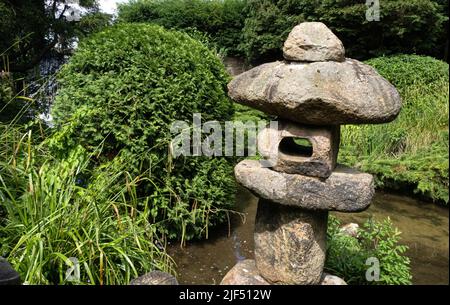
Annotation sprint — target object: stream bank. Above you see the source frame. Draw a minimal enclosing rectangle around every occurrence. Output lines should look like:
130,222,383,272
168,187,449,285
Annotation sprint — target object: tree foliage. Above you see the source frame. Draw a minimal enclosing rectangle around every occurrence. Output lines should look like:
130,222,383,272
0,0,111,73
117,0,448,63
117,0,247,56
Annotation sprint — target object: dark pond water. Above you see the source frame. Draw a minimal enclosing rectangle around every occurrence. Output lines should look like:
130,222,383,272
167,186,449,285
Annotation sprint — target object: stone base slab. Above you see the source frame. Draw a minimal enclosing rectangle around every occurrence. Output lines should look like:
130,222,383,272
235,160,374,212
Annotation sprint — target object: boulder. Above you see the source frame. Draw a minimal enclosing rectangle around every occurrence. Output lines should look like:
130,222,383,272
254,199,327,284
283,22,345,62
234,160,374,212
220,259,270,285
228,59,402,125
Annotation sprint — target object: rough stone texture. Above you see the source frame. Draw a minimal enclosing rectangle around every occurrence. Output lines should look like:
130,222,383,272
0,257,21,285
320,273,347,285
254,199,327,284
220,259,270,285
228,59,402,125
283,22,345,62
129,271,178,285
340,223,359,238
235,160,374,212
258,120,340,178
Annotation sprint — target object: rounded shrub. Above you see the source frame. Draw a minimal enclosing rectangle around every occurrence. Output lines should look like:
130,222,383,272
51,23,235,241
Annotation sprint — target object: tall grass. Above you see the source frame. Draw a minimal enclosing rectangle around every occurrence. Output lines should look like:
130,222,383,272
0,124,174,284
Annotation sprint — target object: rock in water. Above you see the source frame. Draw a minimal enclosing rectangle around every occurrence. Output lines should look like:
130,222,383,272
340,223,359,238
221,259,270,285
235,160,374,212
254,199,327,284
129,271,178,285
320,273,347,285
0,257,21,285
228,59,401,125
283,22,345,62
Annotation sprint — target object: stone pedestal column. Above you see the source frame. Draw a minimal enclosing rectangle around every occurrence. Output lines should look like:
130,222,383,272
254,199,328,284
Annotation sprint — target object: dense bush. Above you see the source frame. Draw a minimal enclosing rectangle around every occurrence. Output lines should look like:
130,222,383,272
340,55,449,203
51,23,236,241
240,0,448,63
326,216,412,285
118,0,247,56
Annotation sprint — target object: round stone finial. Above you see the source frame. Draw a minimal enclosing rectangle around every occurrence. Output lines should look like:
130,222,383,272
283,22,345,62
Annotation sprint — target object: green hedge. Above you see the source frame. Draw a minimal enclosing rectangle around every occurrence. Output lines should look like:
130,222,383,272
340,55,449,203
240,0,448,63
51,23,236,241
118,0,247,56
118,0,448,63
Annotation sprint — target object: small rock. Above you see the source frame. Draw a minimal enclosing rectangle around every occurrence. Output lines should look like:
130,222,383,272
320,273,347,285
235,160,374,212
340,223,359,238
221,259,270,285
254,199,328,284
129,271,178,285
283,22,345,62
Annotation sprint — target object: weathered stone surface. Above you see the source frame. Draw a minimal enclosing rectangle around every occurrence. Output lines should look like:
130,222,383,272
220,259,270,285
283,22,345,62
320,273,347,285
254,199,327,284
0,257,21,285
258,120,340,178
228,59,402,125
129,271,178,285
234,160,374,212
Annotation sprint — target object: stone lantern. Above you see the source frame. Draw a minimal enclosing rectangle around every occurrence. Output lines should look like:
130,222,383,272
221,22,401,285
